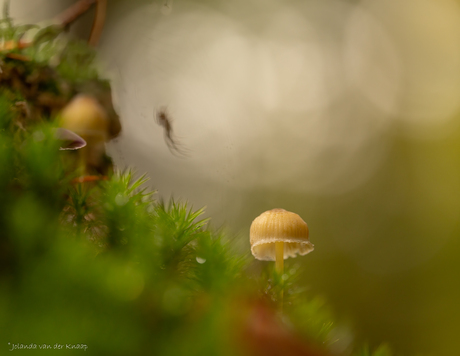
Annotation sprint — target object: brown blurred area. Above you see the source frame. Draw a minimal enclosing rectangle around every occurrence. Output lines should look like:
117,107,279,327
11,0,460,355
238,301,330,356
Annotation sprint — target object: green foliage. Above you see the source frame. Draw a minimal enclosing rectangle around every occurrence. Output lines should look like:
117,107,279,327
0,1,99,87
0,98,391,355
195,230,247,288
55,39,99,83
0,0,37,42
258,263,337,345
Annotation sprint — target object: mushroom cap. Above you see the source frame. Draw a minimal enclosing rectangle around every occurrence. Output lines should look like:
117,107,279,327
250,208,314,261
55,128,87,150
59,94,109,142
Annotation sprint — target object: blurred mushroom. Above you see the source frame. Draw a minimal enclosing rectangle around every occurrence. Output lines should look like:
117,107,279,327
59,94,109,174
76,80,121,140
250,209,313,275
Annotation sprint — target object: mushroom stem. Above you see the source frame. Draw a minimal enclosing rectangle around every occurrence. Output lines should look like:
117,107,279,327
78,148,87,176
275,241,284,275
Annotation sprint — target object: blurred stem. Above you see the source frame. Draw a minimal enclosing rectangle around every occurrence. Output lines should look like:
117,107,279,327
57,0,97,28
89,0,107,47
275,241,284,274
55,0,107,47
77,148,88,177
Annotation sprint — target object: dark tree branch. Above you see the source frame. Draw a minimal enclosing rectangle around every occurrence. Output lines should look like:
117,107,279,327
56,0,97,28
55,0,107,46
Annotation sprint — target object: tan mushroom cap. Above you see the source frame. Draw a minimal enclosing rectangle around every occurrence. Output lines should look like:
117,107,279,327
250,208,314,261
59,94,109,142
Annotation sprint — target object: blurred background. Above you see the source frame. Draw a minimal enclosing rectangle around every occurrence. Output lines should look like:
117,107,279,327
11,0,460,355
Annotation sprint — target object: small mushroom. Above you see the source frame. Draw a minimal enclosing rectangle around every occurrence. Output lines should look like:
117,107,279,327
59,94,109,174
59,94,109,144
250,209,314,275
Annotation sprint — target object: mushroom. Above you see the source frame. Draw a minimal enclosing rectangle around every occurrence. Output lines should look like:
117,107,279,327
250,209,314,275
59,94,109,174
